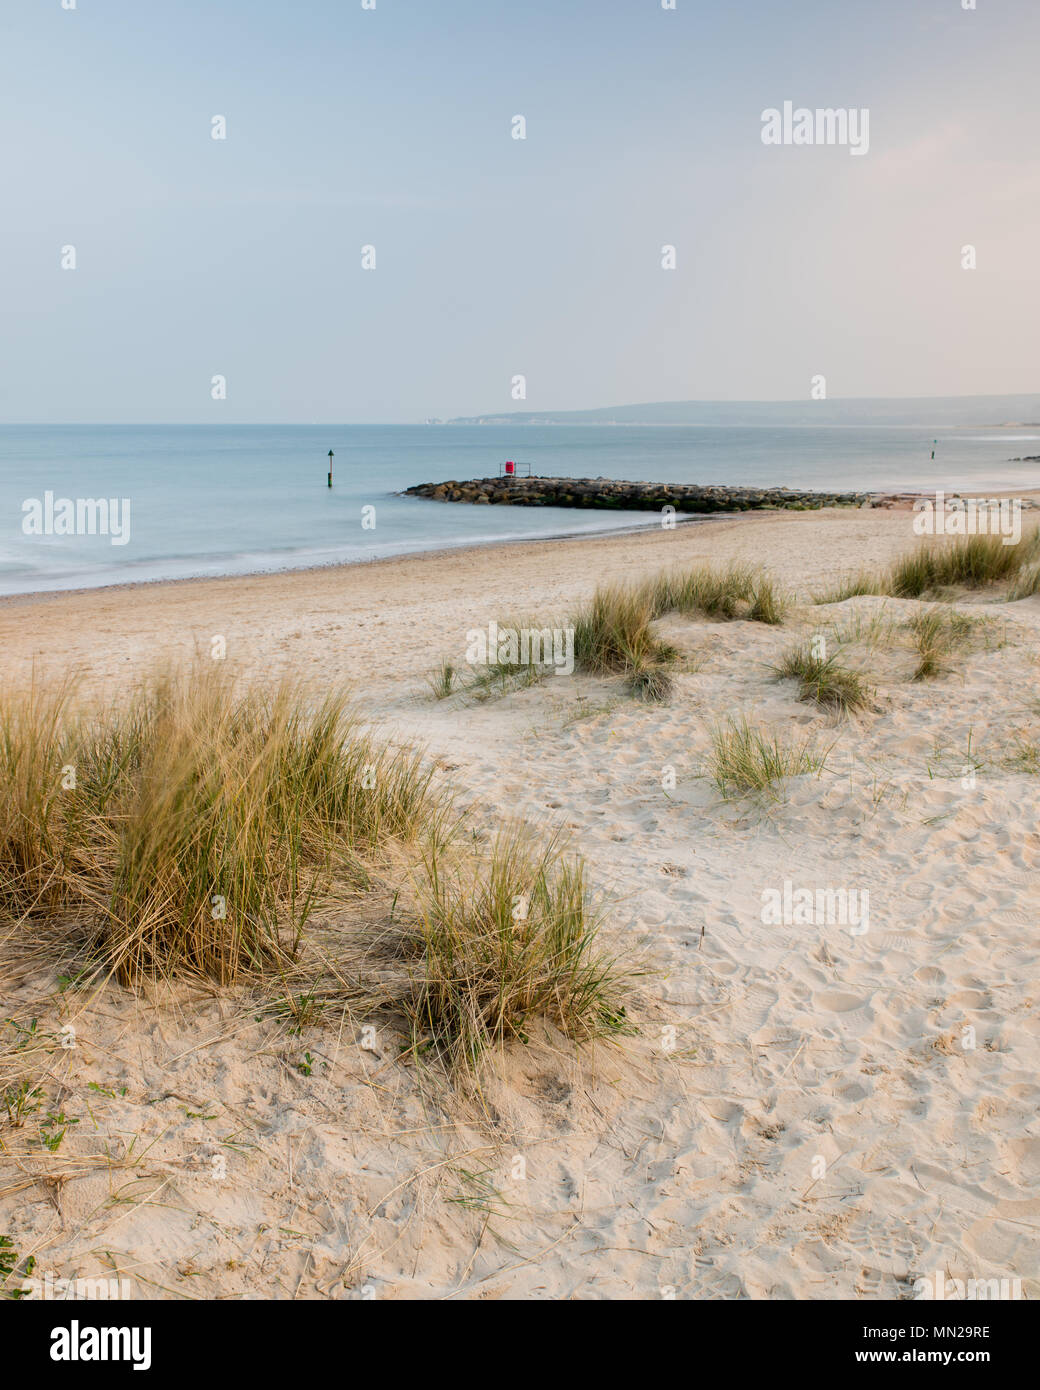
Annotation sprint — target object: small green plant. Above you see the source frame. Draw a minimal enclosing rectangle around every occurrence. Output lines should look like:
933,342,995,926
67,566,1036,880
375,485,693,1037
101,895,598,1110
87,1082,128,1098
2,1080,43,1128
57,967,93,993
1004,735,1040,773
5,1018,40,1052
269,991,325,1033
0,1236,19,1284
297,1053,314,1076
426,661,458,699
41,1111,79,1152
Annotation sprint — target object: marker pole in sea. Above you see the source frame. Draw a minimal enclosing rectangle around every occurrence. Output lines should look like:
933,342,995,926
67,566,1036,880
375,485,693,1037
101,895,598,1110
931,439,936,460
328,449,334,487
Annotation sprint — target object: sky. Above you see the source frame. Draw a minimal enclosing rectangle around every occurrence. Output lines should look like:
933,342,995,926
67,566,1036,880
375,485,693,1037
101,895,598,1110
0,0,1037,423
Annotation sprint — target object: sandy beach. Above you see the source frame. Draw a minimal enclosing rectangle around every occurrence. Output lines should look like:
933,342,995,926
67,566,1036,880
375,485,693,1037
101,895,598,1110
2,505,1039,1301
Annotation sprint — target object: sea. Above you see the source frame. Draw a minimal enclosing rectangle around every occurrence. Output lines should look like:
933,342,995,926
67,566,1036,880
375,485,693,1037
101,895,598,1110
2,422,1039,596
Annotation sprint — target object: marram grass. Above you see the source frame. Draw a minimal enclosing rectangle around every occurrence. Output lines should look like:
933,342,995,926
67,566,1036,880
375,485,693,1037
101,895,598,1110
1007,563,1040,602
643,564,787,625
773,643,876,715
906,607,977,681
707,716,831,797
572,585,670,674
812,571,884,605
813,530,1040,605
888,530,1040,597
405,827,627,1070
0,668,626,1073
571,563,788,677
431,563,788,704
0,670,440,984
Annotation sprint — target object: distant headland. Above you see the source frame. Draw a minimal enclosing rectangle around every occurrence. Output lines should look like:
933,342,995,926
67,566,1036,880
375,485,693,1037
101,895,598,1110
442,394,1040,430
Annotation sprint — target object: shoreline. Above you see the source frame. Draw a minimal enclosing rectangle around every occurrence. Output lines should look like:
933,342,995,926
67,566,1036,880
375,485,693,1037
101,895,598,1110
0,509,734,607
5,486,1039,608
0,504,930,699
2,495,1035,620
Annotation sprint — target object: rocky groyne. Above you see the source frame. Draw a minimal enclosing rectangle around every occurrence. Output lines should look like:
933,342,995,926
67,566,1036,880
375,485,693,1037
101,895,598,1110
402,476,874,512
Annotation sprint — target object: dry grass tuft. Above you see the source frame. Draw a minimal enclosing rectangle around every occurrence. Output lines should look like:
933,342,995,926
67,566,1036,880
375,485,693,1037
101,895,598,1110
404,827,628,1070
815,532,1040,605
707,716,831,797
812,571,884,605
644,563,787,625
0,669,628,1077
0,669,441,984
572,585,671,674
1007,563,1040,602
888,530,1040,599
627,665,673,703
773,643,876,715
906,608,978,681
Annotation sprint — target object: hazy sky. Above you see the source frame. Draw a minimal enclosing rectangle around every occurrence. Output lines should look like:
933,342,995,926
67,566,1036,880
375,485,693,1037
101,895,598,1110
1,0,1037,422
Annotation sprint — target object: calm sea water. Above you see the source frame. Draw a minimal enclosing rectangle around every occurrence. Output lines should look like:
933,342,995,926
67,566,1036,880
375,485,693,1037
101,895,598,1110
2,423,1039,596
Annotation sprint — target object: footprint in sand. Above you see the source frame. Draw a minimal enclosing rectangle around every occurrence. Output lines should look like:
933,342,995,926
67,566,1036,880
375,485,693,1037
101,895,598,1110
814,989,870,1014
1002,1135,1040,1181
902,881,937,901
990,907,1034,927
849,1219,920,1276
947,987,994,1011
854,1267,888,1297
914,966,945,987
730,980,779,1034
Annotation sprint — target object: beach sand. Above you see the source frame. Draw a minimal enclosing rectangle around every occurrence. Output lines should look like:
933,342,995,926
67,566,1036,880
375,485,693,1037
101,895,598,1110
2,505,1039,1300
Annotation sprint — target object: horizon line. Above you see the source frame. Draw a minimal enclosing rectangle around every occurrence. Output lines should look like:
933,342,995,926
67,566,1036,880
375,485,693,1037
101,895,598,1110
3,389,1040,430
